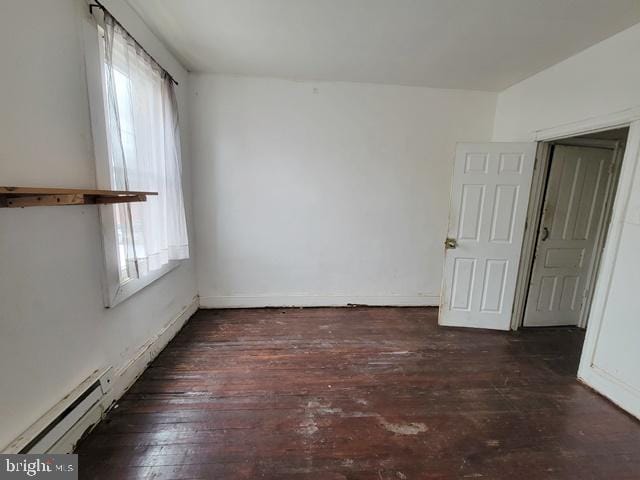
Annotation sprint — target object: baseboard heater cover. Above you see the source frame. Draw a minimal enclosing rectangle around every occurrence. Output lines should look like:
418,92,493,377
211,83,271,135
3,369,112,454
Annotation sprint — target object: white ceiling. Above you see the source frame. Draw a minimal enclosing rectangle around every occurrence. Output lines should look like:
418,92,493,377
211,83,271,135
127,0,640,91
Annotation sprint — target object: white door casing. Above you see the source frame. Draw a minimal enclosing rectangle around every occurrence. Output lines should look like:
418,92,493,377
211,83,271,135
524,114,640,419
440,143,537,330
524,145,616,327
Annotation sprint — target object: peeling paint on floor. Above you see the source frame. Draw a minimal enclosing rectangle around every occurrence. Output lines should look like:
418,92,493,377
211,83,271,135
377,418,428,435
300,397,428,437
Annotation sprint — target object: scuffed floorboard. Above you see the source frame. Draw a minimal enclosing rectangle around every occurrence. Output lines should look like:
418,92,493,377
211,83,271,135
76,307,640,479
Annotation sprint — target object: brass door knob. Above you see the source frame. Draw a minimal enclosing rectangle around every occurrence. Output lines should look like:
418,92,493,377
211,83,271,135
445,238,457,249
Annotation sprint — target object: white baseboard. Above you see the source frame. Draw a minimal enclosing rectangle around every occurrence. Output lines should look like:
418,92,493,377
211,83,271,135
111,295,199,400
579,365,640,420
71,296,199,452
4,296,200,454
2,369,112,454
49,398,105,454
199,294,439,308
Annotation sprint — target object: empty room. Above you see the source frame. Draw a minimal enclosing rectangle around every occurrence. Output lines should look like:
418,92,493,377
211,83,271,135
2,0,640,478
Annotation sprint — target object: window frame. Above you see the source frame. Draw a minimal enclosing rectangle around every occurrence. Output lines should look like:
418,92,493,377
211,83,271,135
83,10,180,308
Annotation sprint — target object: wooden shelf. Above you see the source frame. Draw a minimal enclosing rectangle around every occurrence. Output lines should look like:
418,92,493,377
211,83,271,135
0,186,157,208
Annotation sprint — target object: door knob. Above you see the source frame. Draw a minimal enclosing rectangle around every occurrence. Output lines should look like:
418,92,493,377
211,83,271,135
541,227,549,242
445,237,458,249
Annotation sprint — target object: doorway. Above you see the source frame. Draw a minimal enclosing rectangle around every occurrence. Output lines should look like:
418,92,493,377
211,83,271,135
439,123,640,417
519,128,628,329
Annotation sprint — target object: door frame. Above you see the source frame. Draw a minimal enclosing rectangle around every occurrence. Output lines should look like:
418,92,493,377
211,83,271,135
512,137,625,330
507,110,640,417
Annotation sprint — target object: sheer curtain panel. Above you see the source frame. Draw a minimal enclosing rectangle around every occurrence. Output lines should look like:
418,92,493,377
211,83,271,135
102,12,189,283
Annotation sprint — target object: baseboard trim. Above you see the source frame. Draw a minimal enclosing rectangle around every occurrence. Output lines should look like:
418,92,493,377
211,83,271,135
111,296,199,400
21,296,200,454
199,294,439,308
578,365,640,420
2,369,111,454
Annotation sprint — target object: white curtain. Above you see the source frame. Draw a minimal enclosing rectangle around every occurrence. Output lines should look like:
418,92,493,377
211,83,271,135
102,13,188,281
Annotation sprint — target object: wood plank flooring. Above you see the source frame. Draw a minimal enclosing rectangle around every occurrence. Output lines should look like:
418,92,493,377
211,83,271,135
76,307,640,479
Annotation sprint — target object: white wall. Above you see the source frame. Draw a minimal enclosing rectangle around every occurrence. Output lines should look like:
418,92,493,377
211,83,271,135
493,22,640,416
493,22,640,141
191,74,496,307
0,0,197,449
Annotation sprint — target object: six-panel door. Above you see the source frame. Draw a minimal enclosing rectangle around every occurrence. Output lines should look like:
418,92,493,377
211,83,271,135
440,143,537,330
524,145,615,326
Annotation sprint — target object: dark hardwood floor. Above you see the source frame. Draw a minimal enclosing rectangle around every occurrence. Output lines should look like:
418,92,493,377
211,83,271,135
77,307,640,479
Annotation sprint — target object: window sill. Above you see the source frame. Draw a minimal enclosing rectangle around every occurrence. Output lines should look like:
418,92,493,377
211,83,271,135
106,260,182,308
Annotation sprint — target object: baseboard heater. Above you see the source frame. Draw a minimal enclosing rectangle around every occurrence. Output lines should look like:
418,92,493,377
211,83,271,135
3,369,112,454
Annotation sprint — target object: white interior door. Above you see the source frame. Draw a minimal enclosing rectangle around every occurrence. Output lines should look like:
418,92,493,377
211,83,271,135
439,143,537,330
524,145,616,327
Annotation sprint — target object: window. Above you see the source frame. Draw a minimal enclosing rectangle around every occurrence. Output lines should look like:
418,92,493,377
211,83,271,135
85,11,189,307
